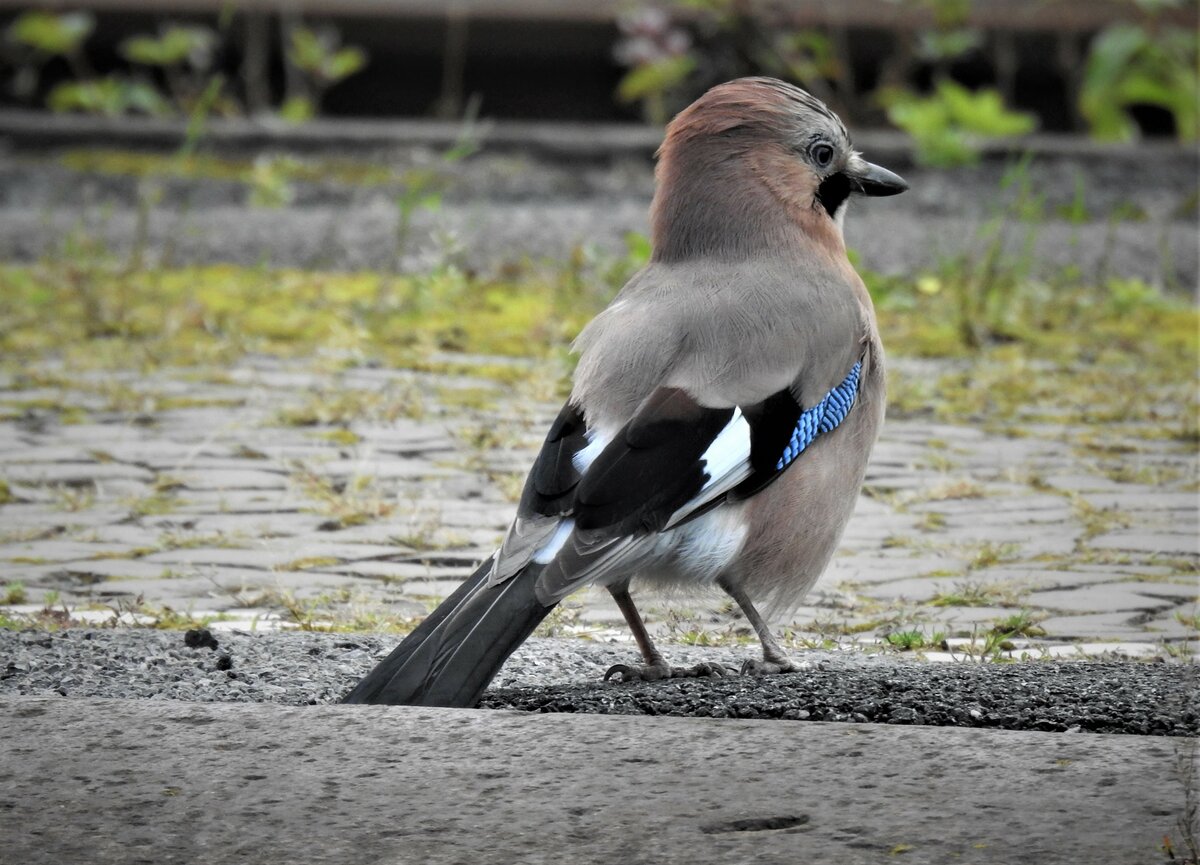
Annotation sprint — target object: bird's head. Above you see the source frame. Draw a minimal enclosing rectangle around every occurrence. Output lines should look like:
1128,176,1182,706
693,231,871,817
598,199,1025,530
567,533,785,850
651,77,907,262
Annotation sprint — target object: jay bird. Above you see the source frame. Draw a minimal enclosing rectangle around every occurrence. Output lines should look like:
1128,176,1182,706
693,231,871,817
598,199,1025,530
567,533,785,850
343,77,908,707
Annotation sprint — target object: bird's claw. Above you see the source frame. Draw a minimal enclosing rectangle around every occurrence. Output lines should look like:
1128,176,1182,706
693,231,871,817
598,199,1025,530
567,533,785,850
740,658,801,676
603,661,729,683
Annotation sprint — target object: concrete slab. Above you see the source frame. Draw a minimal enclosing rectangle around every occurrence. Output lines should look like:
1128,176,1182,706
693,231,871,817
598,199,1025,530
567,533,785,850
1026,585,1180,614
0,697,1190,865
1090,531,1199,556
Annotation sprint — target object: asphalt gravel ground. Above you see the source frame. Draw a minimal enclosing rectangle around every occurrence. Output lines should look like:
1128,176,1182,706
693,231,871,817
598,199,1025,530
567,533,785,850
1,628,1194,736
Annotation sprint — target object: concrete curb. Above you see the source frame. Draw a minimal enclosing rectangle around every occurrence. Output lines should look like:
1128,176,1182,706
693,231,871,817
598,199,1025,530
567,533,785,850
1,696,1191,863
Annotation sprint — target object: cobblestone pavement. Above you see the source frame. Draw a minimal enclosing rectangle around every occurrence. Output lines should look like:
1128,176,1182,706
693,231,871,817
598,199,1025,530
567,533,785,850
1,355,1195,662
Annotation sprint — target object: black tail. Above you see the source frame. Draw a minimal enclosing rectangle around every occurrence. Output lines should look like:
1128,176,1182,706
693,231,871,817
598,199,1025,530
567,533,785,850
342,555,556,707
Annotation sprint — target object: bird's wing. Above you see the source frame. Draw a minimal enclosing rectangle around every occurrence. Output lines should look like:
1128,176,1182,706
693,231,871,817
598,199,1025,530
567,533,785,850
489,400,589,583
534,355,865,603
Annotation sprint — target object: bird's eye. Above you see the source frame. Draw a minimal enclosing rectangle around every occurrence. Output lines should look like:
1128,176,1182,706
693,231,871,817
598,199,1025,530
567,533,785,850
810,143,834,168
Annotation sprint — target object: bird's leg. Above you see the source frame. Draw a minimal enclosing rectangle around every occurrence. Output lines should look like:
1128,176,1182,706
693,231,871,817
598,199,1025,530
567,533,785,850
603,585,727,682
718,578,801,675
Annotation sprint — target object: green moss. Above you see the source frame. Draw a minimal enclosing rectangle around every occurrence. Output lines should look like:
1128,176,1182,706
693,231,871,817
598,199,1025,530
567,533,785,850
277,386,423,427
277,556,341,571
124,491,182,517
1,253,1194,440
315,428,362,446
0,262,604,376
930,579,1027,607
57,148,398,187
435,386,501,411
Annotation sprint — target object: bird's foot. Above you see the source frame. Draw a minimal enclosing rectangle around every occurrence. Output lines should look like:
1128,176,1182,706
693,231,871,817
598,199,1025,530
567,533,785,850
740,657,805,676
604,661,729,683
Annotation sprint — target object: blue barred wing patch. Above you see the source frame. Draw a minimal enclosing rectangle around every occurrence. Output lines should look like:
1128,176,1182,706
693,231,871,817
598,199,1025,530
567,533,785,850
775,361,862,471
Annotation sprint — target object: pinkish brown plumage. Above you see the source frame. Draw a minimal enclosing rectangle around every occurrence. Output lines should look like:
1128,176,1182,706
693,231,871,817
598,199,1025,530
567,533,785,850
345,78,908,707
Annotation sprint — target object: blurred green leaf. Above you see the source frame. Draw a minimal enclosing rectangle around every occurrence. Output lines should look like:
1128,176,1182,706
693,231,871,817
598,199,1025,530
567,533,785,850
1081,23,1198,142
616,55,695,104
288,27,368,84
326,47,367,82
937,80,1036,136
883,80,1036,167
624,231,652,267
121,26,215,69
919,0,972,28
772,29,841,83
288,28,325,73
48,76,170,117
916,28,981,62
279,95,315,124
7,10,93,56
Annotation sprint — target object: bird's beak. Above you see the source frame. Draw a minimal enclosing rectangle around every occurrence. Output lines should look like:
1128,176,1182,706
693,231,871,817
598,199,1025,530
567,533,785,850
850,159,908,197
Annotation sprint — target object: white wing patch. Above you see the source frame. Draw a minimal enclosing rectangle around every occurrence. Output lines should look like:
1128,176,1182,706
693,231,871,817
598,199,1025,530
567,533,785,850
571,428,612,475
532,518,575,564
664,408,753,529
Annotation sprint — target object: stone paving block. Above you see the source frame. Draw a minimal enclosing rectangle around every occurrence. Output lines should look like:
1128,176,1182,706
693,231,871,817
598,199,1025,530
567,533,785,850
310,458,450,481
933,524,1080,556
840,514,921,541
181,512,330,537
385,579,467,601
2,462,155,485
169,468,290,490
1090,531,1199,556
1139,612,1198,640
77,577,252,607
921,606,1032,628
140,547,293,569
1065,563,1180,577
0,540,150,564
0,561,64,585
939,508,1076,527
264,570,383,594
863,575,1036,604
47,424,158,445
2,483,59,505
817,554,969,586
53,558,182,582
964,566,1126,590
1025,585,1179,614
1121,580,1198,601
0,445,98,463
906,493,1072,515
80,478,153,499
1080,491,1199,512
227,369,322,388
1035,612,1147,640
1042,473,1133,492
1022,642,1163,659
1015,536,1084,559
162,490,298,514
142,541,401,569
858,472,941,491
84,441,216,465
300,522,412,545
849,495,891,517
319,560,454,581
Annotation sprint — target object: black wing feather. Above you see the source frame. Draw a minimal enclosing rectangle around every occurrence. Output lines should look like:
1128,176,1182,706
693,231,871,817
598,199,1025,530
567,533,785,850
733,388,804,499
516,400,589,519
573,388,733,536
